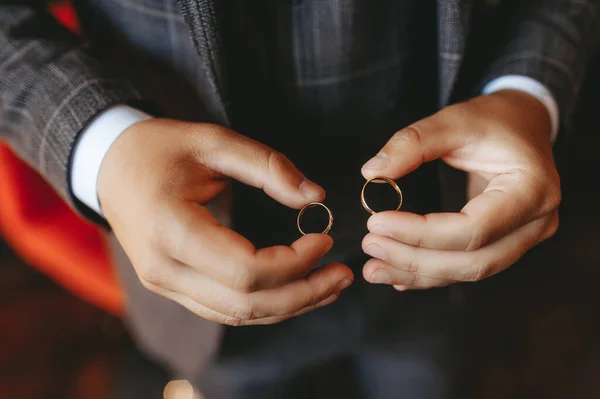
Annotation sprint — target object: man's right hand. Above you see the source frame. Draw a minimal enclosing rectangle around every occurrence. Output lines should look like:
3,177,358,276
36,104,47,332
97,119,353,326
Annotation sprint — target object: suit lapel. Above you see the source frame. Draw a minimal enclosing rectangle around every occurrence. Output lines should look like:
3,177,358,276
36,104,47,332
175,0,231,126
437,0,472,106
176,0,473,124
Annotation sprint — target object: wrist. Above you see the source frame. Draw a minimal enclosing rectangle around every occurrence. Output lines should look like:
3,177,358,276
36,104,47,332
484,89,553,143
71,105,152,216
482,76,559,143
96,117,156,217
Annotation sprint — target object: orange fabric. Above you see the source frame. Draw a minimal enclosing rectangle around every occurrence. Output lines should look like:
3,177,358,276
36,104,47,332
0,2,123,315
0,144,123,315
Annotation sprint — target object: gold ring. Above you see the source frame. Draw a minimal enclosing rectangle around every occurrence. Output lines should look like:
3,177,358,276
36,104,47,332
297,202,333,235
361,177,403,215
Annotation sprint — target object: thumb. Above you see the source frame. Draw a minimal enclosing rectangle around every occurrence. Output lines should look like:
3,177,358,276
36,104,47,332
199,124,325,209
361,110,472,180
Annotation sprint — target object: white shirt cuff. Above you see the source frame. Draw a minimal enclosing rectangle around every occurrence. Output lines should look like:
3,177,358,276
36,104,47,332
482,75,559,143
71,104,152,216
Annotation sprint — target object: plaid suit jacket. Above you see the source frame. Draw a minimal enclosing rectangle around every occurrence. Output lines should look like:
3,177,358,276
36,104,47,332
1,0,599,208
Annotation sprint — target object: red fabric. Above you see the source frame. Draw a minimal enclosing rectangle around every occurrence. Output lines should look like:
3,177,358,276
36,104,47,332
49,1,79,33
0,2,123,315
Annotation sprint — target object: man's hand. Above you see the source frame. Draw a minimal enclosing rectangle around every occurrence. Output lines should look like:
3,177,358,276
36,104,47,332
97,119,353,325
360,90,560,290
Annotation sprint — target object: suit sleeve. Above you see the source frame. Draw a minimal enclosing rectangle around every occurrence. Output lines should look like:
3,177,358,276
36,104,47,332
0,1,144,204
480,0,600,130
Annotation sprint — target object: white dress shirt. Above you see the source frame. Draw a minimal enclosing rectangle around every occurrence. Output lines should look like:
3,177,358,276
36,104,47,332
71,75,560,216
70,105,152,215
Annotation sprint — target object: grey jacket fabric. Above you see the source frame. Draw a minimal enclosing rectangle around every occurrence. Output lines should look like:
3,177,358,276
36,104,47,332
1,0,600,209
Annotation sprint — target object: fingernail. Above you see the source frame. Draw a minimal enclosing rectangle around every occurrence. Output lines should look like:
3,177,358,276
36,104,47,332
364,243,387,260
393,285,408,291
370,269,392,284
363,152,389,170
337,278,353,291
300,179,325,199
370,223,391,237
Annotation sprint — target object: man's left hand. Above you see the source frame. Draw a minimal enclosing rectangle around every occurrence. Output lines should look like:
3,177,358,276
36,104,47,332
361,89,560,290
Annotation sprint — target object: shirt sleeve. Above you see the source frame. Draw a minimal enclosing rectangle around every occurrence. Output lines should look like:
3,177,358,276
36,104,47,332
70,105,152,216
482,75,559,143
477,1,600,135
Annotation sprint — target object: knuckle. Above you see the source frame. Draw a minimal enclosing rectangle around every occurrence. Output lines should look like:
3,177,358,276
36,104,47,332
465,227,487,251
230,302,256,322
230,266,260,293
434,264,454,281
220,315,245,327
138,262,167,287
413,234,424,248
362,235,374,252
391,125,423,146
307,289,322,308
314,295,334,309
405,253,420,274
147,219,170,252
267,150,291,175
413,214,433,247
194,139,216,166
543,213,560,241
477,266,496,281
545,185,562,211
464,261,493,282
462,212,489,251
407,271,419,286
530,172,561,214
545,222,559,240
191,123,222,146
409,226,425,248
139,278,160,293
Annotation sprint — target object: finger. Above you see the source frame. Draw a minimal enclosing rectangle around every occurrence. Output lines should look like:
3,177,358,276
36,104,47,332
363,258,451,289
161,261,352,322
367,169,557,251
391,284,437,291
198,126,325,208
361,109,472,180
152,285,243,325
362,213,556,283
166,203,336,291
245,262,352,317
243,292,340,325
149,285,340,326
367,211,472,251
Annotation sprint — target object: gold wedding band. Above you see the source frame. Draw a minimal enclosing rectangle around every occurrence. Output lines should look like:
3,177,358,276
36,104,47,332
361,177,403,215
297,202,333,235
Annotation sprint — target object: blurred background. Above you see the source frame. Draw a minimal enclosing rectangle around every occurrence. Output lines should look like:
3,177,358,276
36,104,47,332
2,2,600,399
